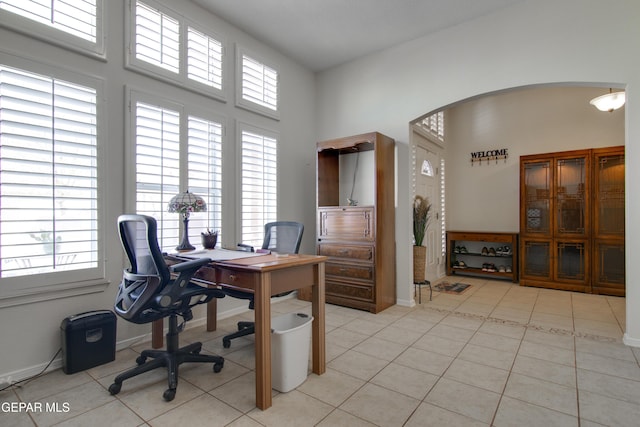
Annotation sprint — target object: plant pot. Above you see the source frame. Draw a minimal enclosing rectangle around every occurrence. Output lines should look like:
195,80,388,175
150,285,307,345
201,233,217,249
413,245,427,283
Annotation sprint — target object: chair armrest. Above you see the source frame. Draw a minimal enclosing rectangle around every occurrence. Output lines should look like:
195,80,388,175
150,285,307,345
157,257,212,308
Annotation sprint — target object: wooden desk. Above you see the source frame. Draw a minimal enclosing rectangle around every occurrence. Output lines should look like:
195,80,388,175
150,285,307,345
157,253,327,410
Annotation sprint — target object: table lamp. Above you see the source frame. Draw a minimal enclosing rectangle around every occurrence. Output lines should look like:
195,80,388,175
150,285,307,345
167,190,206,251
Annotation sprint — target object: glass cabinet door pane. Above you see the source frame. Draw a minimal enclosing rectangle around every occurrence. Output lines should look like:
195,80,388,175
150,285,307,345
524,161,551,234
556,241,586,281
595,242,625,285
556,157,586,234
523,240,550,278
596,154,625,236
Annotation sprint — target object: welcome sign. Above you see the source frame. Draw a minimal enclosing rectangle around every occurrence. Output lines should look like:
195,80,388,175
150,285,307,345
471,148,508,165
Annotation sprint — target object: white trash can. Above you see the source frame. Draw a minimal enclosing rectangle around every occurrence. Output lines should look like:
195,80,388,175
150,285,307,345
271,312,314,392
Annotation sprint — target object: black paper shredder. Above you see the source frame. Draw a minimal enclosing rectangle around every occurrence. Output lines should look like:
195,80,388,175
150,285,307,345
60,310,116,374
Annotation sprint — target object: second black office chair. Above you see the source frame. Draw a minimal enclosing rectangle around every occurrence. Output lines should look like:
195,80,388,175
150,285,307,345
222,221,304,348
109,214,226,401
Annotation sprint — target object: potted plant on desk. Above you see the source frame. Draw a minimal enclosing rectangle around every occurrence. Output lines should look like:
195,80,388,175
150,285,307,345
413,195,431,283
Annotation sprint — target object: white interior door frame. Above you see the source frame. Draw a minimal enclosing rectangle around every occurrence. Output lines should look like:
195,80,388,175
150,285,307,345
411,126,445,282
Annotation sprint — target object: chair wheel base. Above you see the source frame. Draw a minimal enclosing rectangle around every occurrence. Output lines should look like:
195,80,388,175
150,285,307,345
108,383,121,395
163,388,176,401
213,360,224,373
222,338,231,348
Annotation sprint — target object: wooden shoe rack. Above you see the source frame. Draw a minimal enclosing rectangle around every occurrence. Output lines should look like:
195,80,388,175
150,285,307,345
446,231,519,282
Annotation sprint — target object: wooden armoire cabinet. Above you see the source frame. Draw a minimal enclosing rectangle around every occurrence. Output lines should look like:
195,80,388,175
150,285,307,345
298,132,396,313
519,146,625,296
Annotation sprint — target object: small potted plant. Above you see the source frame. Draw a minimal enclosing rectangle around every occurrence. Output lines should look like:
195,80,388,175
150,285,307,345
413,195,431,283
201,228,218,249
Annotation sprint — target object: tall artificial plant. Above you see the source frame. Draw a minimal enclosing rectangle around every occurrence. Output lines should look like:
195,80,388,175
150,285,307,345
413,195,431,247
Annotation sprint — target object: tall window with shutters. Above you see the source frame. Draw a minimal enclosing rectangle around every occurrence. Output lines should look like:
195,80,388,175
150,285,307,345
0,0,103,57
129,0,224,99
240,127,277,248
132,93,223,251
0,64,99,279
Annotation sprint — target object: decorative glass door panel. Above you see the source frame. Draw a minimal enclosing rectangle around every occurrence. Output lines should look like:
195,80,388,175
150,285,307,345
556,241,586,282
556,157,587,235
522,240,551,279
523,161,551,235
595,153,625,236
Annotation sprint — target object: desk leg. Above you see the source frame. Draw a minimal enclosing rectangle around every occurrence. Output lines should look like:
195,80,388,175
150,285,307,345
254,272,272,410
152,318,163,349
206,298,217,332
311,262,326,374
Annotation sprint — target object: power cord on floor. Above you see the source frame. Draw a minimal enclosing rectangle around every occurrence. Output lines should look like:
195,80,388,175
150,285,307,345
0,347,62,392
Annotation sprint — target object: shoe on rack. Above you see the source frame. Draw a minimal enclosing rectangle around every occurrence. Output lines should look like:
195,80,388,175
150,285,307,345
482,263,488,272
453,260,460,268
488,247,496,256
481,247,489,256
498,265,506,273
458,261,467,269
460,246,468,254
487,263,497,272
495,246,504,256
454,246,461,253
505,265,512,273
503,246,512,256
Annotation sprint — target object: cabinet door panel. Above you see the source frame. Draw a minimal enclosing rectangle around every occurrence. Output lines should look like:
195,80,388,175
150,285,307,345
556,156,588,236
594,153,625,237
522,160,552,235
555,240,588,283
592,240,625,294
318,207,374,241
521,239,552,280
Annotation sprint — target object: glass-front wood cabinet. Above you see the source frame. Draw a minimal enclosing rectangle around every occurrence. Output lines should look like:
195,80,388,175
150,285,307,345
520,147,624,296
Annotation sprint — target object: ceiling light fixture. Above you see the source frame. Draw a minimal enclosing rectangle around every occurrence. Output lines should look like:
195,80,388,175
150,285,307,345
589,89,626,112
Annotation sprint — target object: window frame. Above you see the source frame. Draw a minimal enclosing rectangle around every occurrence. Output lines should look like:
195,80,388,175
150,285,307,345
125,0,226,102
235,44,280,120
0,0,106,60
0,50,107,307
126,87,226,252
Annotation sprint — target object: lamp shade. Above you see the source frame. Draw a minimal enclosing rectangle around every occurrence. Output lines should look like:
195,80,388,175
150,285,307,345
167,191,206,217
590,91,626,112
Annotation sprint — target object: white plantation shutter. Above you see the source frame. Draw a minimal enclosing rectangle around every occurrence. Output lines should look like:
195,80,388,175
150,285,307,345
241,54,278,112
188,116,223,244
0,0,98,43
134,101,180,251
134,0,180,74
187,27,223,90
241,129,277,247
420,111,445,141
0,64,98,278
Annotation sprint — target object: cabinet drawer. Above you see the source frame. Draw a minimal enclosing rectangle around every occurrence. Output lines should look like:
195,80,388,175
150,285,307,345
318,206,374,241
326,280,373,302
318,243,373,261
326,262,374,281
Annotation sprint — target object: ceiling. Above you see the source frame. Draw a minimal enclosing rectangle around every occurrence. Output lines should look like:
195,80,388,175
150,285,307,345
194,0,525,72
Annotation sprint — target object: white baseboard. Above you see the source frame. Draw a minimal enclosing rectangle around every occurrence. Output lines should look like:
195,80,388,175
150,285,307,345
623,333,640,348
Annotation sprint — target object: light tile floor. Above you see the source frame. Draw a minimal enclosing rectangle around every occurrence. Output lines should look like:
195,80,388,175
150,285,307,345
3,276,639,426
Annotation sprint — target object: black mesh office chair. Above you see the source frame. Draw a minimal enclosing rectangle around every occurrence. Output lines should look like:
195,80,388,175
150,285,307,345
222,221,304,349
108,214,225,401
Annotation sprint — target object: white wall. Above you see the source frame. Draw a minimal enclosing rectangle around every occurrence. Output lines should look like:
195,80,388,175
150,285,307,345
0,0,317,379
315,0,640,344
446,86,625,232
